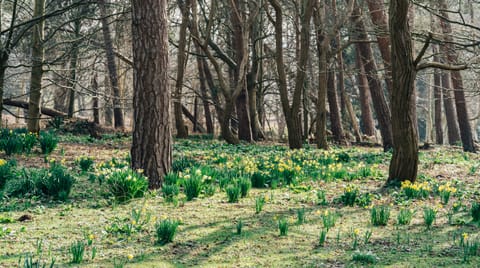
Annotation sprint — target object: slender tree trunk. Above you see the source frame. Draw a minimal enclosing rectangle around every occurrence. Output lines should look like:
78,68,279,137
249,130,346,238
27,0,46,133
352,5,393,151
0,58,7,125
355,49,376,137
388,0,418,183
327,68,344,143
313,2,328,149
195,45,214,134
442,71,461,145
92,74,100,124
433,52,443,144
365,0,393,96
98,0,124,129
67,19,81,118
131,0,171,189
438,0,475,152
173,0,190,138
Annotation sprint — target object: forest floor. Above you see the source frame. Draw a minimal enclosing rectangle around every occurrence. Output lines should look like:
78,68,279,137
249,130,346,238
1,134,479,267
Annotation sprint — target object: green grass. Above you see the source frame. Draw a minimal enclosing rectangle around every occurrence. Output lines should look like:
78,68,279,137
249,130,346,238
0,137,479,267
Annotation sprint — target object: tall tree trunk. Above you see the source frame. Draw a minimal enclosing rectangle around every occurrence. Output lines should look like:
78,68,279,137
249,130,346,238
27,0,46,133
433,51,443,144
313,2,328,149
67,18,81,118
98,0,124,129
355,49,376,137
441,71,461,145
231,0,252,142
365,0,393,96
387,0,418,184
173,0,190,138
131,0,171,189
438,1,475,152
327,68,344,144
92,74,100,124
195,45,214,134
0,58,7,125
268,0,313,149
352,4,393,151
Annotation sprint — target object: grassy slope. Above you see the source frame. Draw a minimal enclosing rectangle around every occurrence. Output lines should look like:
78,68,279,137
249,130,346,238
0,138,479,267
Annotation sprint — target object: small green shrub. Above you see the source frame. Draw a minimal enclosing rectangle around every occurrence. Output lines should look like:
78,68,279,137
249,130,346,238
155,219,179,245
296,207,306,224
39,131,58,155
77,156,94,173
22,132,37,154
352,251,378,264
278,218,288,236
317,190,328,205
164,172,179,185
236,220,243,235
423,207,436,229
370,205,390,226
35,163,75,200
255,196,265,214
0,159,16,189
471,202,480,222
226,184,241,203
320,210,336,231
183,173,202,201
0,131,23,155
340,185,358,206
397,208,415,225
203,184,216,197
162,184,179,202
251,172,267,188
319,228,327,247
69,240,85,264
238,177,251,198
3,168,42,197
172,157,198,172
106,168,149,202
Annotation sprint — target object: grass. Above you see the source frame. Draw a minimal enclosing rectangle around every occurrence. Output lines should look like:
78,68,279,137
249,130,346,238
0,137,479,267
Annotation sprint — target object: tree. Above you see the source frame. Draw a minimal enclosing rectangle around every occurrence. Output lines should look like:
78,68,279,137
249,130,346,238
131,0,171,189
27,0,46,133
387,0,418,183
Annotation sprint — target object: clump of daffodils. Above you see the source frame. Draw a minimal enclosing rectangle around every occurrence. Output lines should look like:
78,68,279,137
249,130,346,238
438,182,457,205
401,180,430,199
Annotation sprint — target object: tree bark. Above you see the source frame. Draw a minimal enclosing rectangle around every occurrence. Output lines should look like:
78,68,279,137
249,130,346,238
433,51,443,144
441,71,461,145
327,68,344,144
27,0,46,133
67,18,81,118
387,0,419,183
173,0,190,138
195,45,214,134
438,0,475,152
92,74,100,124
131,0,172,189
98,0,124,129
352,3,393,151
355,48,376,137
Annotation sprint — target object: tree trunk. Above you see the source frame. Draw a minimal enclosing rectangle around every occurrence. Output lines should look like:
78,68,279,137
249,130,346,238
433,52,443,144
195,45,214,134
98,0,124,129
438,1,475,152
355,48,376,137
27,0,46,133
352,4,393,151
173,0,190,138
67,18,81,118
327,68,344,144
365,0,393,96
131,0,172,189
92,74,100,124
387,0,418,184
441,71,461,145
0,58,7,125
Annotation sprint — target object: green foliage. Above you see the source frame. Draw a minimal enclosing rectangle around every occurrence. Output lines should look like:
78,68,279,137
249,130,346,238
319,228,327,247
340,184,359,206
35,163,75,200
236,220,243,235
39,131,59,155
352,251,378,264
317,190,328,205
278,218,288,236
397,208,415,225
203,184,217,197
238,177,251,198
155,219,179,245
106,168,149,202
251,172,267,188
3,168,43,197
162,184,179,202
0,159,16,190
22,132,38,154
172,156,198,172
320,210,336,231
183,171,203,201
296,207,306,224
370,205,390,226
76,156,94,173
255,196,265,214
423,207,436,229
0,130,23,155
19,254,55,268
471,202,480,222
226,184,241,203
69,240,85,264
